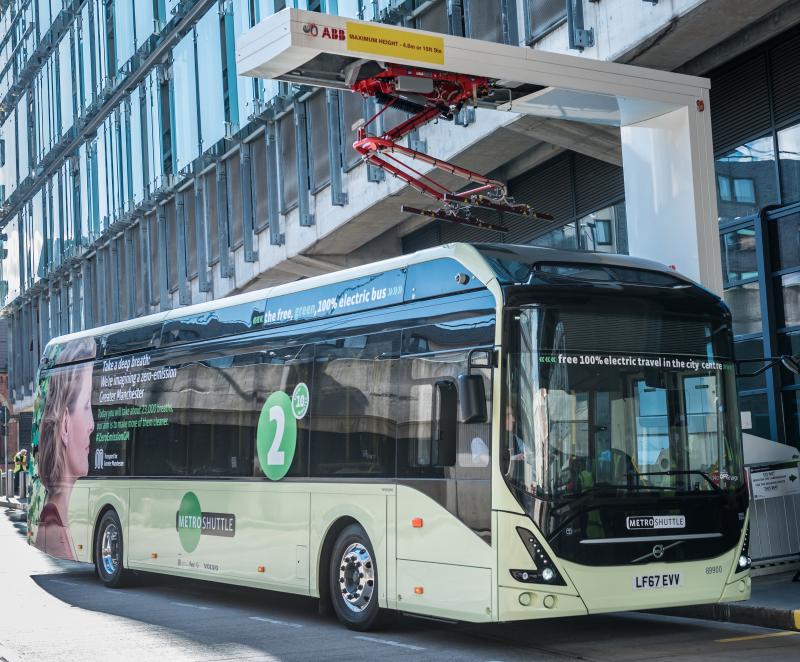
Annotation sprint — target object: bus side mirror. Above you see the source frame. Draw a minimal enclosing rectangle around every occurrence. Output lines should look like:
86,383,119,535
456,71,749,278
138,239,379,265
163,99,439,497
433,380,458,467
458,374,487,423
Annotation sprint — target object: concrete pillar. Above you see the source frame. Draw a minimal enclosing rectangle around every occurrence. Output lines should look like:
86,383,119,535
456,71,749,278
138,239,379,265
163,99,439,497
620,93,722,294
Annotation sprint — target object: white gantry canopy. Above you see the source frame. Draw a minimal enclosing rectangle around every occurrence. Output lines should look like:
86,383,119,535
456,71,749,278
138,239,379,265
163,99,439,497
237,8,721,293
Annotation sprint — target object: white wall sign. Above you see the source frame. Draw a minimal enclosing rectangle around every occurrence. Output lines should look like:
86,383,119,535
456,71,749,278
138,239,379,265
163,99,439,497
749,466,800,500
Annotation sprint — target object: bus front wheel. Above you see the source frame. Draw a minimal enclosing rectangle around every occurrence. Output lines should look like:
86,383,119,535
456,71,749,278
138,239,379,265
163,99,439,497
94,510,130,588
329,523,380,630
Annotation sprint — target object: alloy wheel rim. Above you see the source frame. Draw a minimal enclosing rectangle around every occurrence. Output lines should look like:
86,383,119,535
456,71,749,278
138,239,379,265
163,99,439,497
101,523,119,576
338,542,375,613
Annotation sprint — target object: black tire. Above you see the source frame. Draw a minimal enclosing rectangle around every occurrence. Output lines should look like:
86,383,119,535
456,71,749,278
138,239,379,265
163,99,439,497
329,523,381,631
94,510,130,588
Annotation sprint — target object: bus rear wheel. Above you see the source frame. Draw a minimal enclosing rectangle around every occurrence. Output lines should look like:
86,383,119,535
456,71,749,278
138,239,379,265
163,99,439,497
95,510,130,588
329,524,380,630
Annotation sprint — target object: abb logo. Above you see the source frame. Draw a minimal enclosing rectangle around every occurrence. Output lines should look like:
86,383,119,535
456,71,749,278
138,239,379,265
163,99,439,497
303,23,346,41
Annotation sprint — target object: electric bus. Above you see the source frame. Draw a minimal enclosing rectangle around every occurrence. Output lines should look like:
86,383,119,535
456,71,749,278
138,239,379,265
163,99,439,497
28,242,750,630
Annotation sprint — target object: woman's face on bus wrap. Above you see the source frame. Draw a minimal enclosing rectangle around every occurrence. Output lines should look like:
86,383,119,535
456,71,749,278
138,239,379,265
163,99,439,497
61,365,94,479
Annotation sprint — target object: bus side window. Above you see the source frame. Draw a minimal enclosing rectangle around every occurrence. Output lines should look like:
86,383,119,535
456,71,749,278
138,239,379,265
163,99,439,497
309,332,400,478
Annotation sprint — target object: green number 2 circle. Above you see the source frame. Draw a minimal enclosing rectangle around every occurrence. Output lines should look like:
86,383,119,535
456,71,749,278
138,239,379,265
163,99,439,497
257,391,297,481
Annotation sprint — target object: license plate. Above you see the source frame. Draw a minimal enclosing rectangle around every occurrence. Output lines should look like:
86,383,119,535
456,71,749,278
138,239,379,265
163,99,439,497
632,572,682,590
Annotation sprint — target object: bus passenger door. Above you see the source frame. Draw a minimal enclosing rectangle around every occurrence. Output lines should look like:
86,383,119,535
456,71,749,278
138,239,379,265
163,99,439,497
395,343,494,621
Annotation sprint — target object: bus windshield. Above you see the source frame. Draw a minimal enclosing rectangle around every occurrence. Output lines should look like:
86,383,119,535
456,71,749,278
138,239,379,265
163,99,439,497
504,305,744,503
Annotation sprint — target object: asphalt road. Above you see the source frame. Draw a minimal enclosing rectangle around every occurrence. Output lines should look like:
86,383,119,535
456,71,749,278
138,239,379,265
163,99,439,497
1,507,797,662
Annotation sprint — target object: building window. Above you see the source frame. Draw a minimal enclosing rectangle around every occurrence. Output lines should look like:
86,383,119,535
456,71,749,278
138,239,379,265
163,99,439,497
778,123,800,206
279,111,298,212
576,204,625,253
740,392,771,440
721,226,758,284
722,282,762,335
715,136,778,223
524,0,566,44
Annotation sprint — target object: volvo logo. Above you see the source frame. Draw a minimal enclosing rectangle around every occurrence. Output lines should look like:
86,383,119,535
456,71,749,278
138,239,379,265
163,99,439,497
302,23,319,37
631,540,684,564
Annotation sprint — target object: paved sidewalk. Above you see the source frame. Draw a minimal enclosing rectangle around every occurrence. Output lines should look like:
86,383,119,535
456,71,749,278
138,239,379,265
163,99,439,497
661,570,800,631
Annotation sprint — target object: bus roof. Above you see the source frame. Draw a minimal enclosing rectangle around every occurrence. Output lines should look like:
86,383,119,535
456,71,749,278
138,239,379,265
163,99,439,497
42,243,691,361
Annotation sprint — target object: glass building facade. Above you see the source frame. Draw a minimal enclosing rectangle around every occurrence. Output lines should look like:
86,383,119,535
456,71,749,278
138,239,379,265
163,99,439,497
0,0,546,411
4,0,797,455
710,28,800,449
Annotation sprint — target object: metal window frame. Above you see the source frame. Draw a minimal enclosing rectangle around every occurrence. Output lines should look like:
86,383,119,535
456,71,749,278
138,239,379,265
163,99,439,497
96,245,108,323
82,257,94,329
239,141,258,262
265,119,284,245
122,227,135,316
294,98,314,226
60,277,70,334
23,303,33,394
194,176,211,291
364,98,385,183
109,237,121,322
49,281,60,339
175,189,192,304
326,89,348,206
71,267,82,331
462,0,518,45
215,159,234,278
157,203,171,309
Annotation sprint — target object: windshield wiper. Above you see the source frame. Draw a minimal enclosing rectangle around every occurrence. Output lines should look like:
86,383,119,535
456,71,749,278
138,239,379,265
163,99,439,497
638,470,722,493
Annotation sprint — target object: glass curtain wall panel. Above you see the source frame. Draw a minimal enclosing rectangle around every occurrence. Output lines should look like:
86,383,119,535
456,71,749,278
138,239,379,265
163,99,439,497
197,6,226,151
93,0,108,98
37,0,52,40
58,32,74,136
3,215,21,303
715,136,778,223
31,191,45,283
79,143,90,243
129,89,145,205
88,139,101,238
232,0,262,127
115,0,136,70
336,0,362,18
17,94,29,182
145,70,165,191
120,103,133,211
135,0,156,49
3,110,17,196
172,30,200,173
96,120,109,228
778,123,800,205
49,174,61,269
80,3,94,113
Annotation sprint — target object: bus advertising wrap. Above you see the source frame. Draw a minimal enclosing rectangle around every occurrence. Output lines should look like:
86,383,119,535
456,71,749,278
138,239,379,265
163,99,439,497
30,337,97,560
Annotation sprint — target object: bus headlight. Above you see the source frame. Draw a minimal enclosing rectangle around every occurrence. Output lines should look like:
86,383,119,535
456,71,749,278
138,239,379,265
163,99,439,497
735,525,751,574
512,527,567,586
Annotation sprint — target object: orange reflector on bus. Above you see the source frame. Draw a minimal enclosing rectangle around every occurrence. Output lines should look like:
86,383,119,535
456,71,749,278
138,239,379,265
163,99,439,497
414,586,424,595
411,518,423,528
257,565,266,573
151,553,158,559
